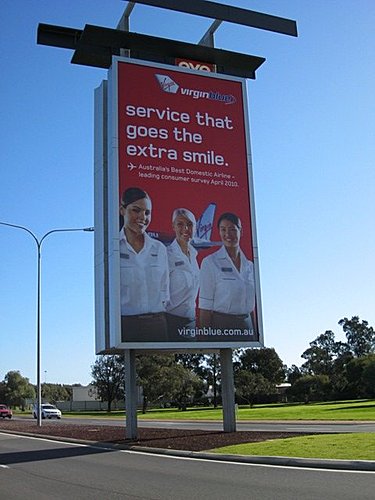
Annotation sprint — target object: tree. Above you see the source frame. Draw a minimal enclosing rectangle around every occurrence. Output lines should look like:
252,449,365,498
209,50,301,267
3,371,35,409
236,348,285,384
168,364,203,410
338,316,375,357
288,374,331,403
91,355,125,412
362,356,375,397
300,330,350,376
345,354,375,398
205,354,221,407
136,354,203,412
174,354,207,403
286,364,305,384
329,350,353,399
0,381,6,402
136,354,174,412
174,353,206,376
235,371,273,407
42,384,72,404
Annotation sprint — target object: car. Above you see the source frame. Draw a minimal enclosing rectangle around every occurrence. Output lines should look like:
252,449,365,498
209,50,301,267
0,404,12,419
32,403,62,419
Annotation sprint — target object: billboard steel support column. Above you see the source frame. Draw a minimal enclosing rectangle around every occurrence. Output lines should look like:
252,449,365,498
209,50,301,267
124,349,138,439
220,349,236,433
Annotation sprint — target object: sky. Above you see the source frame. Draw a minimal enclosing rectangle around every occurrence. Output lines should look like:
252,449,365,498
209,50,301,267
1,1,374,386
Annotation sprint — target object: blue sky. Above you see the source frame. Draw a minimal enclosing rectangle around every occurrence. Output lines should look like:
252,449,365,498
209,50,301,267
1,1,374,385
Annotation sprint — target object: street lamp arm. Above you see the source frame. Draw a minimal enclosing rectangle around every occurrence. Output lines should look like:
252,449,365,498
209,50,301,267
1,221,94,247
0,221,39,247
39,226,94,247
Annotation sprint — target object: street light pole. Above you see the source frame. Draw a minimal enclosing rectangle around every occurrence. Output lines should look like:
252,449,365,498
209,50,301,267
0,222,94,427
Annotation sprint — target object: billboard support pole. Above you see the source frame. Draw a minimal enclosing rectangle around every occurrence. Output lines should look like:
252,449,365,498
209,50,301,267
220,348,236,432
124,349,138,439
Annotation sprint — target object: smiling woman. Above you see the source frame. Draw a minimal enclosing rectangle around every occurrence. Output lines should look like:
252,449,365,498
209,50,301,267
119,187,169,342
166,208,199,341
199,212,256,340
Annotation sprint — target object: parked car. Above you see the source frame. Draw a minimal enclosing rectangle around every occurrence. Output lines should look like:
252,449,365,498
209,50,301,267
32,403,62,419
0,404,12,419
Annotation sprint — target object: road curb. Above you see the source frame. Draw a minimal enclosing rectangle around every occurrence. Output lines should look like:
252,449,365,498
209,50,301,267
1,429,374,472
125,445,375,471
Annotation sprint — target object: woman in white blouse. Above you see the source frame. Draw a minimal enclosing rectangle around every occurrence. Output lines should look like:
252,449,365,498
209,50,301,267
166,208,200,341
119,187,169,342
199,212,255,339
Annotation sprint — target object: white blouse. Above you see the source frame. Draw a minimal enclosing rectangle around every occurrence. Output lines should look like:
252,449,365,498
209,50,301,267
119,230,169,316
166,239,199,320
199,245,255,315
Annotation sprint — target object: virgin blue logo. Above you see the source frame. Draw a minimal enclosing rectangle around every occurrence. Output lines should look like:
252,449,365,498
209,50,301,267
155,74,236,105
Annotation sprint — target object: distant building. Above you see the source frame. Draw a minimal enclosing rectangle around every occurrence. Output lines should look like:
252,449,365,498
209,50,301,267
72,384,99,402
58,384,125,411
275,383,291,403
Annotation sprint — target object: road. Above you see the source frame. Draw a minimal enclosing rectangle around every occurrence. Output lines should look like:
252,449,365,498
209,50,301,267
0,433,374,500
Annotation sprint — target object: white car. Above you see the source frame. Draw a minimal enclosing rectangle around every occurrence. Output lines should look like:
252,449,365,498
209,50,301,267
33,403,62,419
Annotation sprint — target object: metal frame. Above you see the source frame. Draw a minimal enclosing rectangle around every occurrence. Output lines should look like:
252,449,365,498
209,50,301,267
37,1,297,78
123,0,297,37
38,23,265,79
105,55,264,351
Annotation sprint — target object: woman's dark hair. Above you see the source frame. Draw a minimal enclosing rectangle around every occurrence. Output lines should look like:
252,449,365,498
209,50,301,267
121,187,150,208
217,212,241,229
119,187,150,228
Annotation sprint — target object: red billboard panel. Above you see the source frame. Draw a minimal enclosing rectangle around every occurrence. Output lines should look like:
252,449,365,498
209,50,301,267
105,58,263,349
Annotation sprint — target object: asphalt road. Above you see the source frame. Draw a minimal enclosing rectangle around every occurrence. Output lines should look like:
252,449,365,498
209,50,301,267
16,415,375,434
1,433,374,500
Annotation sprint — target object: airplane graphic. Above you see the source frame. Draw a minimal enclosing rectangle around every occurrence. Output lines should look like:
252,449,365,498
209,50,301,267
128,162,137,171
148,203,222,249
155,74,179,94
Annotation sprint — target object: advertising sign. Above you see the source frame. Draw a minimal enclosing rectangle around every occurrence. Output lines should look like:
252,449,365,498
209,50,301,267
99,57,263,350
175,58,216,72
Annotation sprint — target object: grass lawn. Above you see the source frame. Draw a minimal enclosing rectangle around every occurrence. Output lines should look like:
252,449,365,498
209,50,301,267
58,399,375,421
137,399,375,420
211,433,375,461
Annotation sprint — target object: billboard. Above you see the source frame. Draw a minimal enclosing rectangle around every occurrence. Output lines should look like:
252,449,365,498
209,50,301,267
95,57,263,351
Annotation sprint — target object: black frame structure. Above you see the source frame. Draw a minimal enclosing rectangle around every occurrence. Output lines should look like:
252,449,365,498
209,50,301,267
37,0,297,79
123,0,297,36
38,24,265,79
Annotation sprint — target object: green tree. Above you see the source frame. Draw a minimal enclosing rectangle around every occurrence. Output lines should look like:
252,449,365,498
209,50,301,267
362,356,375,397
91,355,125,412
136,354,203,412
3,371,35,409
301,330,349,376
235,371,273,407
168,363,203,410
136,354,174,412
236,348,285,384
174,353,206,376
330,350,353,398
0,381,6,402
42,383,72,404
345,354,375,398
339,316,375,357
205,354,221,408
288,374,331,403
286,364,304,384
175,354,207,402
